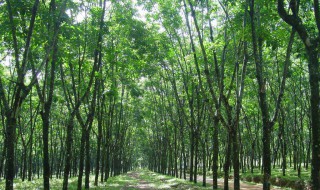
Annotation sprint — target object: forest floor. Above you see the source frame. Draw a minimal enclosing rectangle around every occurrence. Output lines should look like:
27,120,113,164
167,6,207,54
195,175,285,190
106,170,289,190
0,170,290,189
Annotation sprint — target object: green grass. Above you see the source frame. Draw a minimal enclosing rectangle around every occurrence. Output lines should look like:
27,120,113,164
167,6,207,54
0,167,310,189
135,169,221,189
239,167,311,189
0,170,221,190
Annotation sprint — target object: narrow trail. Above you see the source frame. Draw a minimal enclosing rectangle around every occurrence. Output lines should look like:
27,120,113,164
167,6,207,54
126,171,156,189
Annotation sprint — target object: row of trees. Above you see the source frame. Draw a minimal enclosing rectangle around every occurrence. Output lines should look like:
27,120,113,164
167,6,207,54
137,0,320,190
0,0,153,189
0,0,319,190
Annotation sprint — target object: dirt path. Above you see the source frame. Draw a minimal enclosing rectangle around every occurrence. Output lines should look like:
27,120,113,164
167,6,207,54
126,171,156,189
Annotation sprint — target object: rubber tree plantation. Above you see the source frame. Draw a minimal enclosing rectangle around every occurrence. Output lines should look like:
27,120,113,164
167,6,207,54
0,0,319,190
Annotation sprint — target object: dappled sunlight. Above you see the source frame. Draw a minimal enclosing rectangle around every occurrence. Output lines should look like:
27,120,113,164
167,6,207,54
108,183,121,187
0,170,291,189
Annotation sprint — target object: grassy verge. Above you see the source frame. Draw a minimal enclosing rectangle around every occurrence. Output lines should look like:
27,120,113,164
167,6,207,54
240,168,311,189
0,174,138,189
0,170,220,190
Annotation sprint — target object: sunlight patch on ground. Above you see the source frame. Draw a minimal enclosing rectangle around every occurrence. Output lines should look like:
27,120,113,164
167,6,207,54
108,183,121,187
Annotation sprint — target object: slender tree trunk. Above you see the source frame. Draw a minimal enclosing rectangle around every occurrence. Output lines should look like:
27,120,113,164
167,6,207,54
0,144,6,178
63,118,75,190
105,144,110,181
95,109,103,185
212,116,219,189
306,123,311,170
94,88,104,185
279,109,286,176
41,112,51,190
100,138,105,182
251,142,255,174
0,105,4,178
250,1,271,188
224,133,232,190
232,127,240,190
174,122,178,178
193,132,198,184
85,129,91,189
202,141,206,187
77,130,86,190
22,148,27,181
189,131,194,182
5,116,17,190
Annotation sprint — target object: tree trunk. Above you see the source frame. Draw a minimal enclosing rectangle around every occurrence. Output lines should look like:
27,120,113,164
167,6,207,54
224,133,232,190
77,130,86,190
63,118,74,190
85,129,91,189
189,131,194,182
22,148,27,181
100,138,105,182
307,48,320,190
41,112,51,190
193,132,198,184
95,119,102,185
232,127,240,190
202,141,206,187
5,116,17,190
250,1,271,188
212,116,219,189
94,93,104,185
0,144,6,178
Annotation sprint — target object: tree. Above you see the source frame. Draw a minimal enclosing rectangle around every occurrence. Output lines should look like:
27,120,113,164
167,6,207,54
278,0,320,189
0,0,40,189
30,0,66,189
250,0,295,189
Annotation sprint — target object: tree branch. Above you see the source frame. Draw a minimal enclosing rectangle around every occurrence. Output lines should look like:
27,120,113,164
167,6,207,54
5,0,20,72
271,29,295,125
0,77,9,111
278,0,311,48
20,0,40,80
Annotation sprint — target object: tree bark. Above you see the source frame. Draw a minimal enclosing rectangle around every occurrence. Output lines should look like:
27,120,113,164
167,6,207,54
224,133,232,190
5,116,16,190
77,129,86,190
62,117,75,190
94,93,104,185
212,116,219,189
